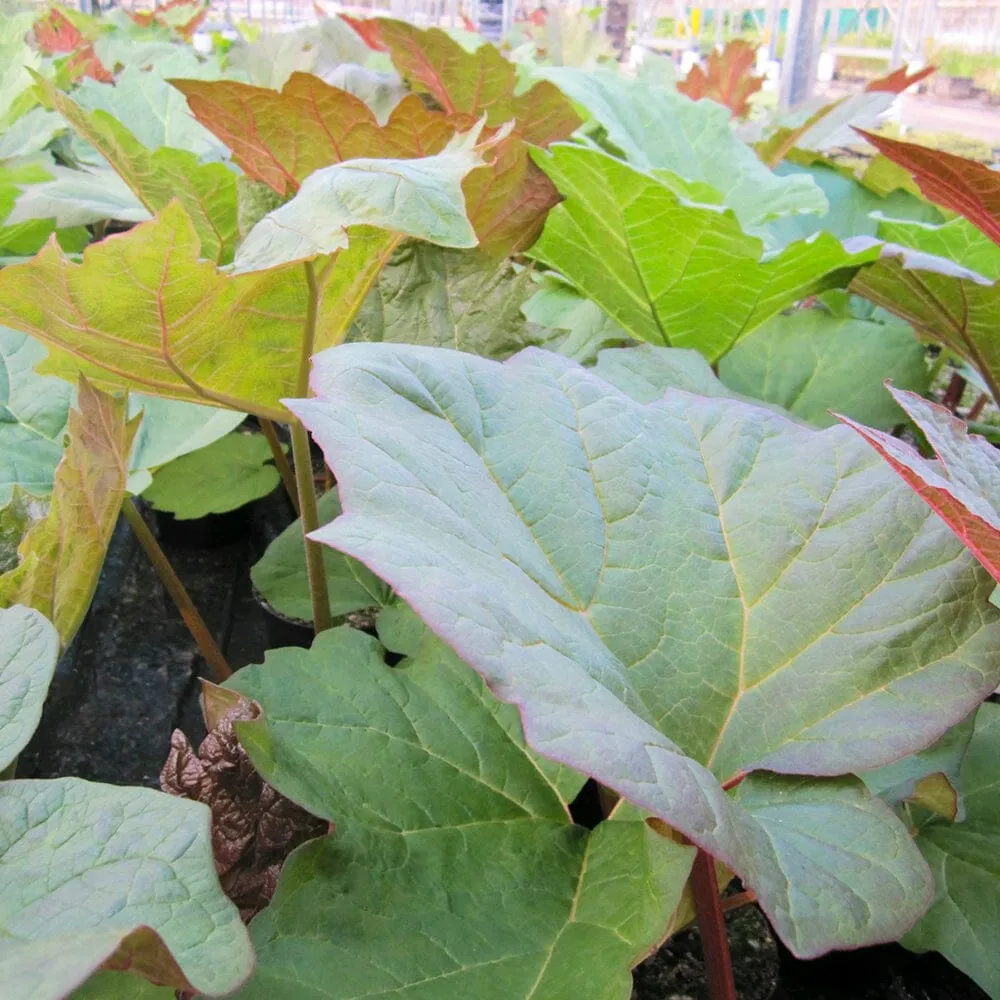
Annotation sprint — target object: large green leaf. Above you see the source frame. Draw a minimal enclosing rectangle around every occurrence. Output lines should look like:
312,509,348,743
251,488,392,623
903,703,1000,998
0,203,428,419
143,431,279,519
232,137,484,273
0,604,57,772
850,217,1000,403
0,14,41,133
349,243,544,357
529,145,878,361
0,107,65,161
718,307,929,428
291,342,1000,955
538,68,826,231
0,326,73,504
0,778,253,999
229,624,696,999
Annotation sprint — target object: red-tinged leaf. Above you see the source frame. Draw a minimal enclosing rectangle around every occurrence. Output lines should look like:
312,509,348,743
0,378,139,648
463,136,559,255
373,18,581,145
174,74,554,252
677,40,764,118
340,13,388,51
461,13,477,31
839,387,1000,583
173,74,456,196
33,9,84,54
126,0,207,40
866,64,936,93
856,130,1000,247
65,45,113,83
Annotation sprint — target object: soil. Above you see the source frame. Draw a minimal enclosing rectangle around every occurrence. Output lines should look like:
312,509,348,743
16,498,994,1000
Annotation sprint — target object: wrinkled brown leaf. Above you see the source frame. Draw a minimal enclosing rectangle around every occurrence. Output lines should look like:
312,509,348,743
161,687,326,921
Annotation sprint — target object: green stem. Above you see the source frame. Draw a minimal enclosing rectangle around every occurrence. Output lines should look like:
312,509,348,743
259,418,299,514
927,350,951,387
123,500,232,682
291,420,332,633
293,259,332,634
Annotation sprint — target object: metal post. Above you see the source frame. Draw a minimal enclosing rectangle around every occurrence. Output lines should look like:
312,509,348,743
780,0,821,106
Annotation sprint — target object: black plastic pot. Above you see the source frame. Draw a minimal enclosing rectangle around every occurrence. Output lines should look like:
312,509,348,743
152,504,254,549
254,589,315,650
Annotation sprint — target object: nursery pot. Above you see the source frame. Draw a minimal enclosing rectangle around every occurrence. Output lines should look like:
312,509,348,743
153,504,254,549
254,587,316,650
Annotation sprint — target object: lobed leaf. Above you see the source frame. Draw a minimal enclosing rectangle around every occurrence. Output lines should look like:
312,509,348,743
288,342,1000,955
174,73,559,255
839,387,1000,583
143,431,279,519
676,40,764,118
363,18,581,145
529,145,877,360
229,625,696,998
0,779,253,999
856,130,1000,248
172,74,455,197
0,604,58,772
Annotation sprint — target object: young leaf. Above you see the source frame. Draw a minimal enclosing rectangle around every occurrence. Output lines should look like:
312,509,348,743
718,308,928,428
856,130,1000,248
229,625,696,998
849,218,1000,404
0,378,137,648
231,139,483,273
838,387,1000,583
0,779,253,999
143,431,279,519
676,40,764,118
37,76,240,264
902,703,1000,999
172,75,455,197
363,18,581,145
0,326,73,504
289,342,1000,955
0,604,58,772
539,69,825,230
529,145,878,360
251,488,392,624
